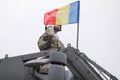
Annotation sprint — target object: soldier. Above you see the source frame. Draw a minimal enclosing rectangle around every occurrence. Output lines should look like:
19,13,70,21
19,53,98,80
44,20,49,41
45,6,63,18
37,25,64,73
38,25,64,51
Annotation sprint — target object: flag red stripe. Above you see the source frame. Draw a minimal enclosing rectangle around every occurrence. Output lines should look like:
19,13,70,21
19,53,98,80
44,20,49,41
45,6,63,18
44,9,58,25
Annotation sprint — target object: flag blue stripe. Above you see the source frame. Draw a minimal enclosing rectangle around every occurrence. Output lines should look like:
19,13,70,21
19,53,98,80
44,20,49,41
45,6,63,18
69,1,80,24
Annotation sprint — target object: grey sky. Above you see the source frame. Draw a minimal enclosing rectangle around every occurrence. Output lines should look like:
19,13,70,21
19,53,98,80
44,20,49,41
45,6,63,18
0,0,120,79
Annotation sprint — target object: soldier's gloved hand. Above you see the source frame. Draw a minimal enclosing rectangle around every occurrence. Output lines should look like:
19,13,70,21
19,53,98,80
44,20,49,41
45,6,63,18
43,35,51,41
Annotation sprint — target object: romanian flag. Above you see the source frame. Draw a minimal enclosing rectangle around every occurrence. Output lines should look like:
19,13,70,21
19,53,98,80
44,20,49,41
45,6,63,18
44,1,80,25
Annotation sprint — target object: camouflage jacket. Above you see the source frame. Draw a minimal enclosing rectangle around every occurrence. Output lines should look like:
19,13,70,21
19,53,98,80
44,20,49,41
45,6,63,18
38,32,64,51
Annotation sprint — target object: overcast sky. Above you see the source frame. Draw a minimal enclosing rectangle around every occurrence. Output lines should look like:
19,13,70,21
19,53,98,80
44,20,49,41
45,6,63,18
0,0,120,79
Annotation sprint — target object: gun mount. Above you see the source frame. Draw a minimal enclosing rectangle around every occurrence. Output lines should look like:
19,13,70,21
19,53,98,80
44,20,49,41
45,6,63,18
0,45,118,80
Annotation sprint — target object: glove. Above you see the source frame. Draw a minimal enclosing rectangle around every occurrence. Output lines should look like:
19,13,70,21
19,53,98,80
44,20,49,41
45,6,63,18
43,35,51,41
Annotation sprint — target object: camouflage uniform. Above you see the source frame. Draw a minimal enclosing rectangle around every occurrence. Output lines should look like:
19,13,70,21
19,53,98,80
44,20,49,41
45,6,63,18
38,31,64,73
38,32,64,51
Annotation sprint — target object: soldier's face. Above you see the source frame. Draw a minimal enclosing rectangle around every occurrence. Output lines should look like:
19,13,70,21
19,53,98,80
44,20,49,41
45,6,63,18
46,26,55,35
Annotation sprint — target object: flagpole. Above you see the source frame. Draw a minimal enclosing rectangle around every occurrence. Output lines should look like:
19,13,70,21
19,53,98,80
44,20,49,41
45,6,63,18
76,1,80,50
76,23,79,50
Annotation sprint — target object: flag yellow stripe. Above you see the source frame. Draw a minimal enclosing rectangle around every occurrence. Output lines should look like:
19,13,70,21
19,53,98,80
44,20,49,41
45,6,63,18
56,5,70,25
